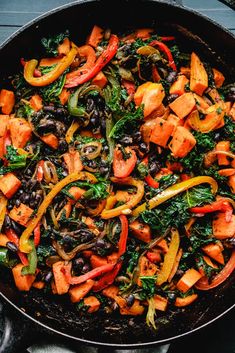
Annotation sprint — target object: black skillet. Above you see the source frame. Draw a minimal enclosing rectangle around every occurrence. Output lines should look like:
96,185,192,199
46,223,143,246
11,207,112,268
0,0,235,352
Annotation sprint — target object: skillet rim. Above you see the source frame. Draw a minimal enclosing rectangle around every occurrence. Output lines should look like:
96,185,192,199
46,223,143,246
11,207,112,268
0,0,235,348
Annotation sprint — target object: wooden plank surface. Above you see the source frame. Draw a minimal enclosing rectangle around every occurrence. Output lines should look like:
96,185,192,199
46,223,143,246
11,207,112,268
0,0,234,45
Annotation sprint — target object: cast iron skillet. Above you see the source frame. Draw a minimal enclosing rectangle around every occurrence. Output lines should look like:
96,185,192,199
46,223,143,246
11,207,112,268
0,0,235,352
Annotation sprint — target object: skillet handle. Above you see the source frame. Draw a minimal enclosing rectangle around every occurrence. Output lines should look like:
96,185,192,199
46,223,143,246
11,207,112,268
0,301,42,353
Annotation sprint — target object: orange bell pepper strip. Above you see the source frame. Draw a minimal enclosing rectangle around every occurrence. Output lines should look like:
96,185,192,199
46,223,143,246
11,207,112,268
195,250,235,290
156,228,180,285
113,146,137,178
132,176,218,217
19,172,97,253
65,35,119,88
24,43,77,86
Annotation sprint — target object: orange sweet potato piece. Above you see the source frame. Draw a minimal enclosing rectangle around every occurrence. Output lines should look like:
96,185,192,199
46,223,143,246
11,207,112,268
9,118,32,148
175,294,198,307
29,94,43,112
41,133,59,149
157,239,169,253
202,243,224,265
169,75,189,96
63,149,83,174
102,285,119,299
90,255,108,268
12,263,35,291
134,82,152,106
190,52,208,96
153,295,168,311
167,113,184,135
0,173,21,198
58,37,70,56
59,88,70,105
0,115,10,158
136,28,153,39
137,256,157,286
176,268,202,293
32,281,45,289
0,89,15,115
9,203,34,226
229,103,235,121
84,295,101,313
180,67,190,78
212,68,225,88
146,249,162,263
169,92,195,119
150,117,175,147
213,213,235,239
92,71,108,88
87,25,104,48
193,93,210,110
118,298,145,315
69,279,94,303
52,261,70,295
169,126,196,158
0,233,10,247
129,220,151,243
141,83,165,118
216,141,230,166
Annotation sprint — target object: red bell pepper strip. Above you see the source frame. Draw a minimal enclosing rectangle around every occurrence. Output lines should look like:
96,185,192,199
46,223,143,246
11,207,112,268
160,36,175,42
33,223,41,247
93,262,122,292
36,160,44,182
149,40,177,71
142,156,160,189
190,200,233,222
122,79,135,95
65,34,119,88
118,215,128,256
5,229,29,265
195,250,235,290
64,262,116,285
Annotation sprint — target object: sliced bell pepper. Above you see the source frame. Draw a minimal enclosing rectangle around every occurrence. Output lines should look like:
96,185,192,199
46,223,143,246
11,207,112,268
33,223,41,247
6,228,29,265
36,160,44,182
65,120,80,144
157,228,180,285
93,262,122,292
149,40,177,71
132,176,218,217
195,250,235,290
101,177,144,219
68,88,86,117
190,199,234,222
21,239,37,275
24,43,77,87
142,156,159,189
65,35,119,88
64,262,116,285
118,215,128,256
113,146,137,178
19,172,97,253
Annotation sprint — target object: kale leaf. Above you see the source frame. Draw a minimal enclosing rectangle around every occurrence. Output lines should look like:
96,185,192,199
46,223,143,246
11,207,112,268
39,73,66,103
41,30,69,56
0,146,27,175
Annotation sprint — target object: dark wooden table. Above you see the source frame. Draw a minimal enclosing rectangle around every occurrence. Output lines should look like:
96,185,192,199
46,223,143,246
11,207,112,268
0,0,234,45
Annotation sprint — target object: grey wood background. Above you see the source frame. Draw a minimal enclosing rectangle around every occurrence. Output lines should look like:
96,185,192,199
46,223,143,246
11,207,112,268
0,0,234,46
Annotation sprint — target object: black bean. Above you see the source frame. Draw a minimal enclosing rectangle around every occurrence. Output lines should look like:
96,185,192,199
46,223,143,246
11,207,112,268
86,98,95,113
19,189,23,195
96,239,106,249
100,166,109,175
126,294,135,307
120,136,133,145
35,194,41,202
56,107,67,116
227,93,235,102
149,162,160,176
167,291,176,303
11,220,22,236
133,131,142,142
166,71,177,83
73,257,84,269
111,301,119,311
4,215,12,229
44,105,55,112
139,142,148,153
21,180,27,189
15,199,21,208
44,271,53,283
21,194,30,203
81,264,91,273
103,145,109,153
167,94,179,104
6,241,18,253
86,160,97,169
7,204,13,211
214,132,221,142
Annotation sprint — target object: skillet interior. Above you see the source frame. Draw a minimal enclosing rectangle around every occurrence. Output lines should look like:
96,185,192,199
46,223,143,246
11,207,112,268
0,0,235,346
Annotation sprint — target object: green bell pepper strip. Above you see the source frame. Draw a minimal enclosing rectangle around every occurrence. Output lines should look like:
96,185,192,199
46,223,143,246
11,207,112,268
0,247,9,266
21,239,37,275
132,176,218,217
68,88,86,117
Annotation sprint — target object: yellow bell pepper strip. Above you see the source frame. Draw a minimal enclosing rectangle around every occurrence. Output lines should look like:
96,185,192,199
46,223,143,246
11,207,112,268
101,177,144,219
19,171,97,253
0,195,7,232
188,103,225,133
132,176,218,217
156,228,180,285
65,35,119,88
65,120,80,144
24,43,77,87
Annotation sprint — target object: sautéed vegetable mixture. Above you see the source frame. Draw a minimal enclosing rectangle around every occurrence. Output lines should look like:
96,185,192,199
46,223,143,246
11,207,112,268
0,25,235,328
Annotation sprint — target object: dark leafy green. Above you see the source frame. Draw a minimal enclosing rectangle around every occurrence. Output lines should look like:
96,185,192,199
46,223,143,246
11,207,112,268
0,146,27,175
41,31,69,56
109,106,143,139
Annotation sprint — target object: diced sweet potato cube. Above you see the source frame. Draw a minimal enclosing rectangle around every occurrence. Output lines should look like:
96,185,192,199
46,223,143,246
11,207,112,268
84,295,100,313
8,118,32,148
167,114,183,135
150,117,175,147
176,268,202,293
169,126,196,158
0,173,21,198
0,115,10,158
169,92,195,119
12,263,35,291
9,203,34,226
69,279,94,303
169,75,189,96
212,68,225,88
52,261,70,295
153,295,168,311
190,52,208,96
213,213,235,239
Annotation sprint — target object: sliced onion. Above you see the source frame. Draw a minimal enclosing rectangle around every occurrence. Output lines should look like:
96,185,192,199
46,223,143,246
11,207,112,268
204,150,235,168
52,240,96,261
42,161,59,184
80,141,102,160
